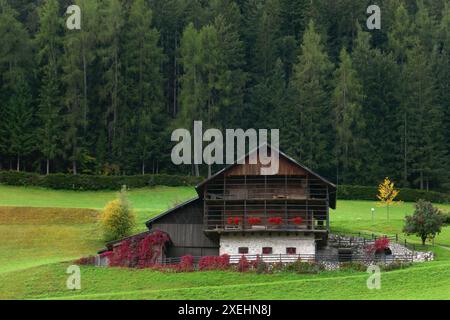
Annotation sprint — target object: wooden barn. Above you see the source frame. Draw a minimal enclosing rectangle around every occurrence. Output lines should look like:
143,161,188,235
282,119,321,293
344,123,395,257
145,145,337,260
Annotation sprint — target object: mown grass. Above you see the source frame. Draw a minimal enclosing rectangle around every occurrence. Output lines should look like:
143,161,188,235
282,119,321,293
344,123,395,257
0,185,449,299
331,200,450,247
1,261,449,300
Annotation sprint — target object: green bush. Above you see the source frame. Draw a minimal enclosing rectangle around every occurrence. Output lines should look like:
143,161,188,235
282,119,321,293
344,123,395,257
337,185,450,204
284,260,324,274
0,171,203,190
340,262,367,272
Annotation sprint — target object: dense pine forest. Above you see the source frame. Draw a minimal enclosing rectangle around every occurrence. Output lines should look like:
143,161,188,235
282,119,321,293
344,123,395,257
0,0,448,191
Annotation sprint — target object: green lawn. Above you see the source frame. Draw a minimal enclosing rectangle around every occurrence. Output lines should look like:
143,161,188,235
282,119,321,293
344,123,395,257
0,185,449,300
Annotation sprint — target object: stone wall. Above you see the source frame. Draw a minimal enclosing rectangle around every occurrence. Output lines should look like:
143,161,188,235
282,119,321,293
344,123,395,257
219,234,316,258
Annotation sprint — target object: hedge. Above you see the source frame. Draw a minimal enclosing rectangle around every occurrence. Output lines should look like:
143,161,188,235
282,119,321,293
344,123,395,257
0,171,203,191
0,171,448,203
337,185,450,204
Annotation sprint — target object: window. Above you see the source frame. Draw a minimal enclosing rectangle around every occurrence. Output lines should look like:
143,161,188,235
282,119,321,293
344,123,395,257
262,247,273,254
238,247,248,254
286,247,296,254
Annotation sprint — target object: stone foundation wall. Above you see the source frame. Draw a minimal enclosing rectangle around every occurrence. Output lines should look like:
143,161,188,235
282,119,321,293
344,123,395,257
219,234,316,257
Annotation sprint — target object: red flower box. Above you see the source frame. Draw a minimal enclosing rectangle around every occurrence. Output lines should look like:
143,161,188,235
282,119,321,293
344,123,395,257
291,217,303,225
268,217,283,225
227,217,241,225
248,217,262,225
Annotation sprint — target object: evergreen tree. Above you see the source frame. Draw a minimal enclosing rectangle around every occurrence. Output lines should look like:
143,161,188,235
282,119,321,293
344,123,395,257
332,48,365,184
36,0,63,174
289,20,333,173
98,0,125,163
124,0,166,174
402,41,446,189
4,76,35,171
352,25,401,184
62,0,99,174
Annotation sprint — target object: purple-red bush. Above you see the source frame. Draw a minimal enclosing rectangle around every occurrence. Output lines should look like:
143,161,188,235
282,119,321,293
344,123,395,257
108,231,170,268
198,254,230,271
177,255,195,272
238,255,250,272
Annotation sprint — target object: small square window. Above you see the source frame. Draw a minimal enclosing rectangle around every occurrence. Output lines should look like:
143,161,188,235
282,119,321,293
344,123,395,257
286,247,296,254
238,247,249,254
262,247,273,254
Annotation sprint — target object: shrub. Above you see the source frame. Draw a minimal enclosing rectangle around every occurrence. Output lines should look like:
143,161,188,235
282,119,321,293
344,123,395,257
254,256,268,274
0,171,203,190
178,255,195,272
340,262,367,272
101,186,136,242
374,237,390,253
403,200,444,245
108,231,170,268
237,255,250,272
198,255,230,271
442,212,450,225
285,259,323,274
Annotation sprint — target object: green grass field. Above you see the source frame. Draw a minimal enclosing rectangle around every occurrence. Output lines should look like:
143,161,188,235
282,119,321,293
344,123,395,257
0,185,449,300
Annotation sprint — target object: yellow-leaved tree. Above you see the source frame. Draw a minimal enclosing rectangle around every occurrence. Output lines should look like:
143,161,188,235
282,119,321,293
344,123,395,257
377,177,401,221
101,185,135,242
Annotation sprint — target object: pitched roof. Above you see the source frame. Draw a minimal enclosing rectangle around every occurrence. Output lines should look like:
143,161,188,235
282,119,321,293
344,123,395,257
145,196,201,229
145,145,337,228
195,144,336,208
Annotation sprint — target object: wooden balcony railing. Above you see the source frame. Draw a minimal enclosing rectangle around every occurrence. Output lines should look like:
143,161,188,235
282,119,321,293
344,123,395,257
203,217,327,232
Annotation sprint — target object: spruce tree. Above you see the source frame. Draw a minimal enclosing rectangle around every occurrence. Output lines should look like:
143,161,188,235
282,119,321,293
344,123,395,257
332,48,365,184
289,20,333,172
36,0,63,174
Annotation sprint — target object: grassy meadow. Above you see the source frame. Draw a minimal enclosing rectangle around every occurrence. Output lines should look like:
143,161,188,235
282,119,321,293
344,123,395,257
0,184,449,299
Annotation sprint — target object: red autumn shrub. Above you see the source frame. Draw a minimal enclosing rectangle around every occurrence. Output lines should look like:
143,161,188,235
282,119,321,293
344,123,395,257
75,255,96,265
248,217,262,225
198,254,230,271
268,217,283,225
238,255,250,272
178,255,195,272
100,251,113,258
374,237,390,253
291,217,303,225
108,231,170,268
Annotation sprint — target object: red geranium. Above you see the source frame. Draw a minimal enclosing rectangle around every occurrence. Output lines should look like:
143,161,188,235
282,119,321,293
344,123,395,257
227,217,241,225
248,217,262,225
291,217,303,225
268,217,283,225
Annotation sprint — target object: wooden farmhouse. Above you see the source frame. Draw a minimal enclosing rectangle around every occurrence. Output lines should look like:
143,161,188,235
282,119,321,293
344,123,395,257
144,145,337,260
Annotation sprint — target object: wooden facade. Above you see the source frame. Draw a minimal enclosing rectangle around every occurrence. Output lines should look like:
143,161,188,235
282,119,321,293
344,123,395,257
146,146,336,258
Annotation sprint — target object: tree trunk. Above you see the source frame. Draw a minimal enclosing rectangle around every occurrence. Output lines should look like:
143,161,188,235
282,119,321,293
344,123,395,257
422,236,426,246
16,154,20,172
46,158,50,175
194,164,200,177
82,46,88,132
142,160,145,175
73,160,77,175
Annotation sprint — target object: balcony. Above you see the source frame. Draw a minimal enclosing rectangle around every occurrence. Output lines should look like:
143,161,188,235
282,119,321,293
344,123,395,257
203,175,328,201
204,200,329,233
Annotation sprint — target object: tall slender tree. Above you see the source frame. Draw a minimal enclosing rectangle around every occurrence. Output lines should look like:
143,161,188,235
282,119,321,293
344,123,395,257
332,48,365,184
36,0,63,174
289,20,333,172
